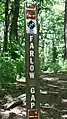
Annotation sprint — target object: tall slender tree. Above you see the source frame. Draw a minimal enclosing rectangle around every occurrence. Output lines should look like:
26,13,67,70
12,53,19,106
9,0,20,59
9,0,20,42
64,0,67,59
3,0,9,52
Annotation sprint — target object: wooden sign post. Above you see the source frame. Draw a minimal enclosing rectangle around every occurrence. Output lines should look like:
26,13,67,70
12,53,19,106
24,3,40,119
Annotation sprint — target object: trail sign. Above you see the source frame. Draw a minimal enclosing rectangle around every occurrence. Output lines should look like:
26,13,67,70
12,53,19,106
25,3,37,34
24,3,40,119
28,109,39,119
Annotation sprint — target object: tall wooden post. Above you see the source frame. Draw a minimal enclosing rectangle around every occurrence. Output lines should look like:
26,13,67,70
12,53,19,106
24,3,40,119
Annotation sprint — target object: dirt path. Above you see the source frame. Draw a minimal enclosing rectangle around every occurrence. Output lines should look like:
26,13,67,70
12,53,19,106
40,72,67,119
0,72,67,119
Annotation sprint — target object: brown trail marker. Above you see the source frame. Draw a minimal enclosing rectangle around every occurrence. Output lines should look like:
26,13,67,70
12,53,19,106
24,3,40,119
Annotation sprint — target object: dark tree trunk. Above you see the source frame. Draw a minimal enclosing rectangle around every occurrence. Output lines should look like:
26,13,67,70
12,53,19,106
3,0,8,52
9,0,20,42
64,0,67,59
52,40,57,63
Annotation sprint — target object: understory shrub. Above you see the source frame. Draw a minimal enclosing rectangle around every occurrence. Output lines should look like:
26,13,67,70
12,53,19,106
0,55,25,83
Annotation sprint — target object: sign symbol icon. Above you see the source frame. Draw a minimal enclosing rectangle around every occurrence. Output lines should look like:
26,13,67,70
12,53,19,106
25,3,37,34
28,109,39,119
27,20,35,30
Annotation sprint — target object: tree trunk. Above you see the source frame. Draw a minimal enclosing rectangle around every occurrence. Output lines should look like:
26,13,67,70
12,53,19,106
3,0,8,52
9,0,20,43
64,0,67,59
52,40,57,63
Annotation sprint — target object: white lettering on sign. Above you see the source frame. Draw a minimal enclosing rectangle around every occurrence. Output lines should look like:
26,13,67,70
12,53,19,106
30,65,34,72
31,95,35,101
30,36,33,42
30,57,34,64
29,72,35,79
29,35,36,108
30,43,34,49
29,35,35,78
30,50,34,57
30,87,35,93
30,87,36,109
31,102,35,109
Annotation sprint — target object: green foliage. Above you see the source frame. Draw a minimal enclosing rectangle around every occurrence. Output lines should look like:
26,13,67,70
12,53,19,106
40,61,61,72
40,59,67,73
0,54,25,83
14,57,25,75
39,0,64,71
49,62,61,72
62,59,67,71
0,2,4,22
0,56,16,83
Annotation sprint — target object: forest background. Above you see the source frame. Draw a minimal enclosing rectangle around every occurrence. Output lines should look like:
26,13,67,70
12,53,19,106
0,0,67,84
